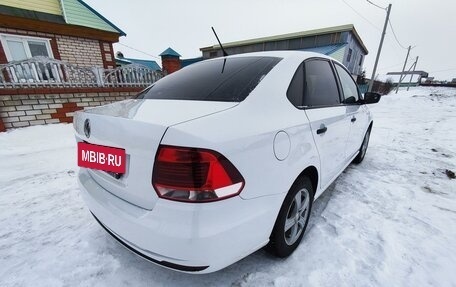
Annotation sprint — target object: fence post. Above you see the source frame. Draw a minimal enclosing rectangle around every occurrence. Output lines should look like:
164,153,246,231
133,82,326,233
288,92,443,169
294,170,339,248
92,67,105,87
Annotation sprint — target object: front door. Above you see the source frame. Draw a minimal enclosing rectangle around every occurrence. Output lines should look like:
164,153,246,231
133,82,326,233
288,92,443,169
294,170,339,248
302,59,350,188
333,63,369,159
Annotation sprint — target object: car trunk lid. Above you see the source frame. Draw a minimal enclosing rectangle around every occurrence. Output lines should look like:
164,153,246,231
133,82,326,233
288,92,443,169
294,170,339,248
74,99,238,210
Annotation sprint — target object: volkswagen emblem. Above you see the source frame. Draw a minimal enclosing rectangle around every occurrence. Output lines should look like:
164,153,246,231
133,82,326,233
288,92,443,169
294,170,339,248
84,119,91,138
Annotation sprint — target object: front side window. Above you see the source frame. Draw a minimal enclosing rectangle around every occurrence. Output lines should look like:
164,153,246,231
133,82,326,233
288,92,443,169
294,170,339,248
138,56,281,102
334,63,360,104
303,60,340,107
0,34,53,61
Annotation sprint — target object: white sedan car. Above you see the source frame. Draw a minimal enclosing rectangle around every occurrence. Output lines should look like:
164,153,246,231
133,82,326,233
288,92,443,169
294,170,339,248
74,51,381,273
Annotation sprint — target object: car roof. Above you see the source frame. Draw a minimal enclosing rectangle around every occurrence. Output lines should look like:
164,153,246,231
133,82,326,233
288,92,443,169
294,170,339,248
216,50,334,61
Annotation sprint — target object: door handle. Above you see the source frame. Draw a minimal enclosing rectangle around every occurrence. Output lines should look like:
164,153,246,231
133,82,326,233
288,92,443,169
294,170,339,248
351,117,357,122
316,125,327,134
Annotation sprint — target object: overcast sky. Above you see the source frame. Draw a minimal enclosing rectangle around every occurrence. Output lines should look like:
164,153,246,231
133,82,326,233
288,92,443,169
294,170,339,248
86,0,456,81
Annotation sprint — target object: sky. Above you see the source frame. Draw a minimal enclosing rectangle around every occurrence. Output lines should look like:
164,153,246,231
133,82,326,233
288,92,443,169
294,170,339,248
85,0,456,81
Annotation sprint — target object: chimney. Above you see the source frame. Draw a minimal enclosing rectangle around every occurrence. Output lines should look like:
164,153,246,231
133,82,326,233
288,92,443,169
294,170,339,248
159,47,181,75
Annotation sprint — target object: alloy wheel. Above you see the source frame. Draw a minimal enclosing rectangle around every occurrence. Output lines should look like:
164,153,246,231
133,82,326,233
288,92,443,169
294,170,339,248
284,188,310,245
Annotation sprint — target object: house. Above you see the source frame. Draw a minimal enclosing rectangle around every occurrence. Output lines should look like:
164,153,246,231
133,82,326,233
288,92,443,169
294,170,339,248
0,1,163,132
200,24,368,76
115,51,161,71
0,0,126,68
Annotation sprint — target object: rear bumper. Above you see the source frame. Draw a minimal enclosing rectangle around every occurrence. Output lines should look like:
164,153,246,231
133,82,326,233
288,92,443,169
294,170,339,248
78,169,283,273
91,213,209,272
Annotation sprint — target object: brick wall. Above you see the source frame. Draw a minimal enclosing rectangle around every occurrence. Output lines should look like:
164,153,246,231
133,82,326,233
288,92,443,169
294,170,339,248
0,27,113,68
0,88,142,130
161,58,181,75
99,41,116,68
56,35,103,67
0,116,5,132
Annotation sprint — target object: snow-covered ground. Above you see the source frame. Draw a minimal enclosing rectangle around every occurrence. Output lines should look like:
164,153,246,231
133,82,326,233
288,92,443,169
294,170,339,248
0,87,455,287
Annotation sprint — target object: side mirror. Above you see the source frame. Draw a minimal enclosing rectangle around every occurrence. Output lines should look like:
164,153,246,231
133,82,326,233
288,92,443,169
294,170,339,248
362,92,381,104
345,96,357,104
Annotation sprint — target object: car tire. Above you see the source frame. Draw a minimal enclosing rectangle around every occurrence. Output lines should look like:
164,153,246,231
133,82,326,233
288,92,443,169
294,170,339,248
267,176,314,258
353,127,371,164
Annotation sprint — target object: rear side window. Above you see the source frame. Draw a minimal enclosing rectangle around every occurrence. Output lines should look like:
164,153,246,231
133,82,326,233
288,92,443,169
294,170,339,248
286,63,304,107
303,60,340,107
137,57,281,102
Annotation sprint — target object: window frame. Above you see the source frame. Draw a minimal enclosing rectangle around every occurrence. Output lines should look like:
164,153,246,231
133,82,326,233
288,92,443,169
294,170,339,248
346,48,353,62
333,62,362,105
0,33,54,62
286,57,345,110
300,57,344,109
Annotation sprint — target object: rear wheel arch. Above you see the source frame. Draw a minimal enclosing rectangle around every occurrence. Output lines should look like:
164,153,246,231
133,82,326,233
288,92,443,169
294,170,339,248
296,166,318,196
266,166,317,257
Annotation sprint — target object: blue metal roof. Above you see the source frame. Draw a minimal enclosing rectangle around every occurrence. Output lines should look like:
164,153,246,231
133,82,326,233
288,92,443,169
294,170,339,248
116,57,161,71
300,43,347,55
159,47,181,57
181,57,203,68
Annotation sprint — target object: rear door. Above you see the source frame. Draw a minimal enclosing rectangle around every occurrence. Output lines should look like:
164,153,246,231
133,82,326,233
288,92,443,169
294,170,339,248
302,59,351,188
333,63,369,159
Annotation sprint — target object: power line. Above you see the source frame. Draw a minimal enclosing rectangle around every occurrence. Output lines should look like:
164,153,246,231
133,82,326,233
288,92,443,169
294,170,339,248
366,0,387,10
377,62,404,71
340,0,381,31
429,68,456,73
368,3,392,92
364,1,412,58
388,19,408,50
116,42,160,59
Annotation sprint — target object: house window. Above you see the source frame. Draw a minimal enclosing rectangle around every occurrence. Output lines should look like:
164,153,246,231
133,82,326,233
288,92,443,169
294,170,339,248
359,55,363,66
346,48,353,62
0,34,53,62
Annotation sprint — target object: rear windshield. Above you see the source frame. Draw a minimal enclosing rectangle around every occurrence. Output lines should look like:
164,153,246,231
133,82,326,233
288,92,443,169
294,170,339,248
136,56,281,102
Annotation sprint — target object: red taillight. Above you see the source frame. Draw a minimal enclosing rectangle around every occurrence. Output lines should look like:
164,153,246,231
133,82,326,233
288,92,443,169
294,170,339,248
152,145,244,202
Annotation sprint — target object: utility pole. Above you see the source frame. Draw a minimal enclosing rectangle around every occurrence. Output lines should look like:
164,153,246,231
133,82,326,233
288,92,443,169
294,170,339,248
395,45,411,93
368,3,392,93
406,56,419,91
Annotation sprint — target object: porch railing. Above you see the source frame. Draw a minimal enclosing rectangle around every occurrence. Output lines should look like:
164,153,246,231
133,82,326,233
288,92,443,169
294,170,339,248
103,64,162,87
0,56,162,88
